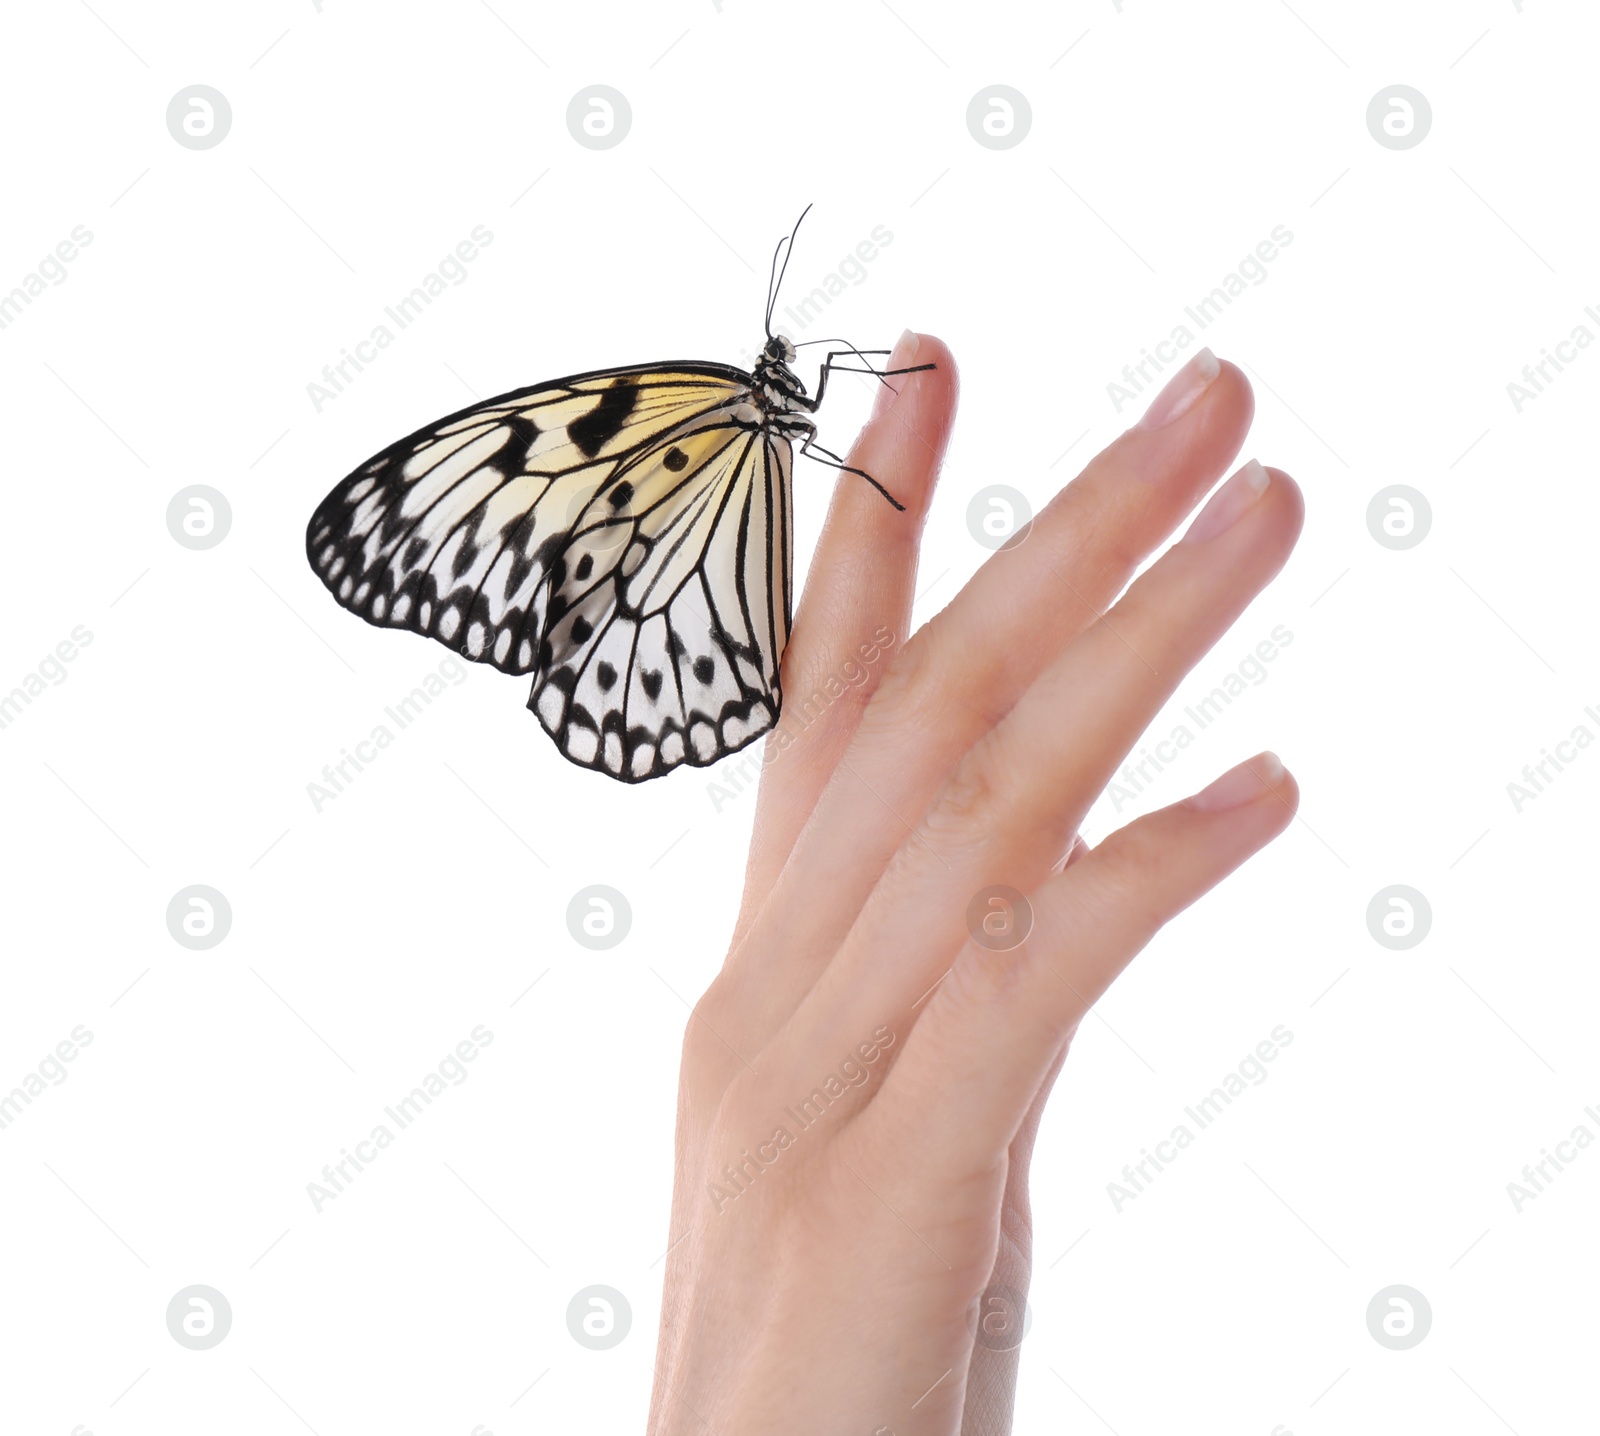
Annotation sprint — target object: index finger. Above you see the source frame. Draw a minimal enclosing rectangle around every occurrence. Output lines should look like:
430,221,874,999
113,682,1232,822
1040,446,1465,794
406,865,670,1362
738,332,957,928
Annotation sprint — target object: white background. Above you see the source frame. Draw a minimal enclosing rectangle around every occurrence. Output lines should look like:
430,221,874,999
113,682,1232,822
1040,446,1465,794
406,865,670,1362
2,1,1596,1432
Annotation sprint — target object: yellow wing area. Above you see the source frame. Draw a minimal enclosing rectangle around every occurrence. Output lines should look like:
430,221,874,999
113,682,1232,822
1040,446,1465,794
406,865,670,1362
306,365,749,677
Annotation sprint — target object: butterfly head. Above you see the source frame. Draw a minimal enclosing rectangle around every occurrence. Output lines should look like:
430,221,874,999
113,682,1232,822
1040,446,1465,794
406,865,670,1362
762,333,797,366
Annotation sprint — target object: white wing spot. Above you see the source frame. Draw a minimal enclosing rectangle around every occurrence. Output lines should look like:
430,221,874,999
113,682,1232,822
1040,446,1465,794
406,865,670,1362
494,630,511,664
393,593,411,622
438,606,460,641
420,600,433,628
518,639,533,668
373,594,387,619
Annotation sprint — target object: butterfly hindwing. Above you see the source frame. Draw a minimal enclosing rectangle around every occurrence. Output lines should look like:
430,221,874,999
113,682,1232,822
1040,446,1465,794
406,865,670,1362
305,363,795,780
532,427,794,780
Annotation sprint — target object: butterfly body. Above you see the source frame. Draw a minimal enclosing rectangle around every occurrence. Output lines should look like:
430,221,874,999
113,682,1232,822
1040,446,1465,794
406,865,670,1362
745,337,819,434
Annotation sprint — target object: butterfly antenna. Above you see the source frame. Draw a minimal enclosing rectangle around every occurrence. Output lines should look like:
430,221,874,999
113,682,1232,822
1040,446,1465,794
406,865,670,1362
764,238,788,340
765,203,813,338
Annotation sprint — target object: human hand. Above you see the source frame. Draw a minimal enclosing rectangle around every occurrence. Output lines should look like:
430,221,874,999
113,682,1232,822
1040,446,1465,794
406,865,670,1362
647,334,1305,1434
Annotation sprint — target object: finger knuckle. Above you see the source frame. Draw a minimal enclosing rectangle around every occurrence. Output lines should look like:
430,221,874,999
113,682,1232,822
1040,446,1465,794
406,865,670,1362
1081,824,1168,930
869,618,937,718
927,727,1009,831
870,610,1014,740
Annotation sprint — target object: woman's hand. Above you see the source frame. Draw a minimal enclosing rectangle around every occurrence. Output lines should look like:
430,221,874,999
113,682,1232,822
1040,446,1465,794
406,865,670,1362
647,334,1304,1435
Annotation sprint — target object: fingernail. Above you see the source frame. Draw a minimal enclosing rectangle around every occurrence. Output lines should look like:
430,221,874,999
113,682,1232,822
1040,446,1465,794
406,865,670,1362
872,329,920,419
1181,459,1270,544
1188,752,1285,812
1135,347,1220,431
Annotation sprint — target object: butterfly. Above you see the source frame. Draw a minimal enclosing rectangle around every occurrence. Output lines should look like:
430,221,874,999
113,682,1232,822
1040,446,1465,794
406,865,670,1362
305,208,933,782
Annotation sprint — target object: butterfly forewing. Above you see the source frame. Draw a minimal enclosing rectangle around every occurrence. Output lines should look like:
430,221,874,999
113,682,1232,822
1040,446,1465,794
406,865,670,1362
306,363,794,781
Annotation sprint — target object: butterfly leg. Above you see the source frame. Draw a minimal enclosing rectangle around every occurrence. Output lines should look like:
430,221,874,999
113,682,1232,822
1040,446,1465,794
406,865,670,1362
796,433,908,512
807,350,937,410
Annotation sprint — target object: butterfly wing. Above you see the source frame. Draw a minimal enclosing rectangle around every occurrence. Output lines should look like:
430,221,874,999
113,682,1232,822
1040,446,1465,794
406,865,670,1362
533,422,793,780
305,363,794,780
